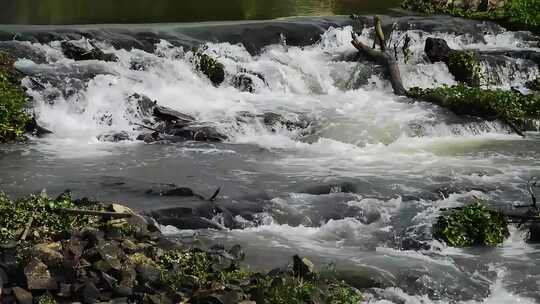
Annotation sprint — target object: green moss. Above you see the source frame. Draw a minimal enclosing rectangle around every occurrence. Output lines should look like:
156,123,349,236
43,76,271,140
0,52,30,143
402,0,540,33
407,84,540,129
433,199,509,247
448,51,483,87
0,192,98,245
194,51,225,86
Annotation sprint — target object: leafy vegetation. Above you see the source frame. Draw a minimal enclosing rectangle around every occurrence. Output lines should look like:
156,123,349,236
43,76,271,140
433,199,510,247
401,0,540,33
0,52,29,143
0,192,98,246
407,84,540,130
447,51,483,87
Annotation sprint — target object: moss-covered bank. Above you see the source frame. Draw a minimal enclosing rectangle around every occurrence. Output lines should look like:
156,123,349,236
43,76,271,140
407,84,540,131
0,52,29,143
0,192,362,304
402,0,540,33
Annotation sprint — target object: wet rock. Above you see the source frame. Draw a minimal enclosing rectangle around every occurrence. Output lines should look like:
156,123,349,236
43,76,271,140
24,258,58,290
161,187,195,197
32,243,63,267
81,282,100,304
97,131,130,142
24,117,53,137
61,41,118,62
197,53,225,86
400,238,431,251
292,255,314,279
172,125,227,142
128,93,157,116
157,216,224,230
262,112,310,131
153,105,196,124
0,266,8,286
527,223,540,243
232,74,255,93
424,37,454,63
12,287,32,304
136,132,161,143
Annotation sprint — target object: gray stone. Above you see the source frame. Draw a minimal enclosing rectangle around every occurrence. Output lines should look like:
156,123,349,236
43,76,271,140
12,287,32,304
24,258,58,290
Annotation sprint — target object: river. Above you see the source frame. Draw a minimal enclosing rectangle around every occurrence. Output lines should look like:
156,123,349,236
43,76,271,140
0,5,539,304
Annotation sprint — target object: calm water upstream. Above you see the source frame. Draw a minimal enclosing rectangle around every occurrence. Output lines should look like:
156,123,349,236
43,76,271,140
0,0,401,24
0,3,539,303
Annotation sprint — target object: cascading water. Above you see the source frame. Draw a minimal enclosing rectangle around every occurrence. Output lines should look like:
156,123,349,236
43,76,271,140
0,16,539,303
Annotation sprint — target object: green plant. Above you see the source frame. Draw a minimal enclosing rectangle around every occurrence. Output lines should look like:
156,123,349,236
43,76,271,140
433,199,510,247
158,249,213,290
0,192,97,245
0,52,29,142
448,51,483,87
406,84,540,129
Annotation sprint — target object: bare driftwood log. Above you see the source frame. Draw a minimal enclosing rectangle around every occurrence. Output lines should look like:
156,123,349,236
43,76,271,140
351,32,406,96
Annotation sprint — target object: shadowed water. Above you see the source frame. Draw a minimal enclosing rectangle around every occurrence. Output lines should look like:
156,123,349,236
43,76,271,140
0,0,401,25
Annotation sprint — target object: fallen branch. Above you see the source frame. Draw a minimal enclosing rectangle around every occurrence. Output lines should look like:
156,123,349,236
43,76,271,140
134,123,160,132
351,32,406,96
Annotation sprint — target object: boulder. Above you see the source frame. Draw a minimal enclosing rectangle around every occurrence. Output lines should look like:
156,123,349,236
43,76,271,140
31,243,63,267
24,258,58,290
157,216,224,230
61,41,118,62
12,287,32,304
528,223,540,243
424,37,454,64
136,264,161,283
161,187,195,197
153,106,196,124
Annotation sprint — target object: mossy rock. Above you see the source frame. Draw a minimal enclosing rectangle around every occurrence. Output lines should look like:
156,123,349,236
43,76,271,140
0,52,29,143
407,84,540,131
447,51,483,87
195,52,225,86
433,199,509,247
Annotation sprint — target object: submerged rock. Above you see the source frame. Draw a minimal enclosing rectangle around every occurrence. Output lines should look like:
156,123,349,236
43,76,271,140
97,131,130,142
170,125,227,142
232,73,255,93
24,117,53,138
61,41,118,62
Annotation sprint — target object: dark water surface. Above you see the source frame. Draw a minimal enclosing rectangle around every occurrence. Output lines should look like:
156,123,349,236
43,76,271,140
0,0,401,25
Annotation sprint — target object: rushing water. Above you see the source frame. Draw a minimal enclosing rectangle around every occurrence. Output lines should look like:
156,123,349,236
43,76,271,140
0,15,540,303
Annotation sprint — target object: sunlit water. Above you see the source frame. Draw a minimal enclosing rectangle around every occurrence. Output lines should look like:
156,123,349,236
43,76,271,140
0,18,539,303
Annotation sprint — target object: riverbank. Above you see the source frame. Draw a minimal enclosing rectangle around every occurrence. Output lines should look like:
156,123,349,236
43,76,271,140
0,191,362,303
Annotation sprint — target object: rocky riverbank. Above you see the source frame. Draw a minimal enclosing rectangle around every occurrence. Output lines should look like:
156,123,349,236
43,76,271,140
0,191,362,304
